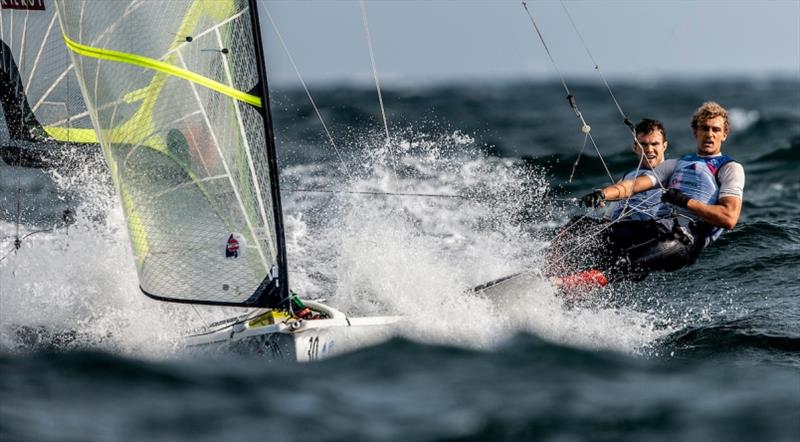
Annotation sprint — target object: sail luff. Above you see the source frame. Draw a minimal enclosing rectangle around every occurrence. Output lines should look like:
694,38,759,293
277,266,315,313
247,0,289,306
213,26,277,265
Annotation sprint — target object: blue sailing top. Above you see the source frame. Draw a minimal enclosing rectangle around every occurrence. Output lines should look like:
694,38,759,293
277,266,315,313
607,169,664,221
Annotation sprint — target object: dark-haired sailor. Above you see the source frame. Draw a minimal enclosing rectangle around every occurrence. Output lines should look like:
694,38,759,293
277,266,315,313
605,118,668,221
547,118,669,288
556,102,745,290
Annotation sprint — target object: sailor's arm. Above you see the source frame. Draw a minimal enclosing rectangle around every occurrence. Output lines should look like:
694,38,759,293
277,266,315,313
663,161,745,230
580,175,655,207
601,175,655,200
685,196,742,230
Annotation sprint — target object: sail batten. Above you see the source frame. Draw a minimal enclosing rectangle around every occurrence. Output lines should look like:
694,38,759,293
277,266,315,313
23,9,55,94
173,47,272,273
55,0,287,307
213,26,275,262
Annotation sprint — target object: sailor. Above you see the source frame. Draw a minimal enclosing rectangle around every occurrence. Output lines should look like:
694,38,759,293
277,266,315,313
546,118,670,286
605,118,669,221
569,102,745,286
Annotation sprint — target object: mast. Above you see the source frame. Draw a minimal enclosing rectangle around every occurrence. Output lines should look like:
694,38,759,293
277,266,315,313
247,0,290,307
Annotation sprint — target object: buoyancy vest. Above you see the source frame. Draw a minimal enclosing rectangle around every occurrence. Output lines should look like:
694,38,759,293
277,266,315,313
655,153,735,246
608,169,664,221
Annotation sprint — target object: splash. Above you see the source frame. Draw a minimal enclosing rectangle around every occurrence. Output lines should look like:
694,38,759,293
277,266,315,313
0,152,192,357
282,129,672,354
0,128,673,358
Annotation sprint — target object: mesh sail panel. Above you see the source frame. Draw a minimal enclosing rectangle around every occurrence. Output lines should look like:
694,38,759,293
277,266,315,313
0,0,93,144
56,0,282,305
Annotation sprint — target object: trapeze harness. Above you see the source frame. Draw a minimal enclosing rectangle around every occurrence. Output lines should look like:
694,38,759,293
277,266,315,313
653,153,736,249
592,153,737,282
608,169,662,221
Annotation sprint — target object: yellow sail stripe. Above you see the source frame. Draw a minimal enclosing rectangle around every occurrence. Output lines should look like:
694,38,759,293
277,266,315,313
61,33,262,108
42,126,99,144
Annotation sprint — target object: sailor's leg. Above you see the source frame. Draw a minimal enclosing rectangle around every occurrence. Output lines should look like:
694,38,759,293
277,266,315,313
628,236,696,273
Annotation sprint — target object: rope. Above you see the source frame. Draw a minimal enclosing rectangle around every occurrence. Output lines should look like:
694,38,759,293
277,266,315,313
0,209,74,264
0,228,55,263
521,1,614,184
477,197,663,293
558,1,628,124
260,2,351,176
477,3,678,292
13,67,23,256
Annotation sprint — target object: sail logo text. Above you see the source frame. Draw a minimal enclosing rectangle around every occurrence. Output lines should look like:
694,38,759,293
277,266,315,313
0,0,45,10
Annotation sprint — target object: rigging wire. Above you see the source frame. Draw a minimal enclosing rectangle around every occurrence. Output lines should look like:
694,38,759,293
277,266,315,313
358,0,398,176
557,0,667,194
521,1,615,184
558,1,628,129
556,0,668,223
260,2,352,176
12,36,24,260
286,187,469,200
475,193,670,293
568,131,589,183
0,209,73,264
491,1,678,290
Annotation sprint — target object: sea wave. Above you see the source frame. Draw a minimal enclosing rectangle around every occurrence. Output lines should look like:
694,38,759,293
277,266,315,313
658,319,800,355
2,336,799,442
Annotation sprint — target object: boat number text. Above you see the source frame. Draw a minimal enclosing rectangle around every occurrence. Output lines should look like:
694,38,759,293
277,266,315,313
307,336,320,360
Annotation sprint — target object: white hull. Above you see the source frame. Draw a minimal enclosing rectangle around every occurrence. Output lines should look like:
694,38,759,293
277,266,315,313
186,301,402,362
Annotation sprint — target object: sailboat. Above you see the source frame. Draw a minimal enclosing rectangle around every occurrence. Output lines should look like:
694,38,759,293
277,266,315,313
0,0,97,230
1,0,401,361
0,0,97,156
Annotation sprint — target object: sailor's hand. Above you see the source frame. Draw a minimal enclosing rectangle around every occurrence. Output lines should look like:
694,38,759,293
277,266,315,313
580,190,605,208
662,188,691,208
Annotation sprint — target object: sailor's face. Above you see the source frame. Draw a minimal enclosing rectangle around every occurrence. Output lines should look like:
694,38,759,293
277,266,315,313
633,130,667,169
694,116,728,156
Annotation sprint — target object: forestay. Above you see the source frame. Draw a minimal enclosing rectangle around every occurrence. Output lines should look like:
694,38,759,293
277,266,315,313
0,0,94,144
55,0,288,307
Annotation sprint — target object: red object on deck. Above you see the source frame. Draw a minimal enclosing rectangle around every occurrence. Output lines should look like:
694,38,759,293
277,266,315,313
295,308,313,319
560,269,609,291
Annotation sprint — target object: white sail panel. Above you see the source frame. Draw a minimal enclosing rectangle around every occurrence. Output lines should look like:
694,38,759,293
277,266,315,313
56,0,283,306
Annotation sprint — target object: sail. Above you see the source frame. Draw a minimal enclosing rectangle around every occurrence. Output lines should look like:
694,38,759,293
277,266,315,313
0,0,95,146
55,0,288,307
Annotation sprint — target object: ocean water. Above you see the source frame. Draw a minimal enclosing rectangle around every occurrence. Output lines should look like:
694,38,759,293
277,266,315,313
1,77,799,441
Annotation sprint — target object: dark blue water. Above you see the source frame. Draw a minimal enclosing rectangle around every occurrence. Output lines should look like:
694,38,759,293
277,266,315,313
1,77,799,441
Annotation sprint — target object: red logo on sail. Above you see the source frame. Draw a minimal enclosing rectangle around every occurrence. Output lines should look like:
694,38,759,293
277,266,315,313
225,234,240,258
1,0,45,11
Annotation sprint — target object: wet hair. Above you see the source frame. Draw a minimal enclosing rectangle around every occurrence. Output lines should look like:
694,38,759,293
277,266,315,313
691,101,729,134
635,118,667,142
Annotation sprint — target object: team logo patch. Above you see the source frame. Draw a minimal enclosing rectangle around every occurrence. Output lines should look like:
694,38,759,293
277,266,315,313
224,233,245,258
1,0,45,10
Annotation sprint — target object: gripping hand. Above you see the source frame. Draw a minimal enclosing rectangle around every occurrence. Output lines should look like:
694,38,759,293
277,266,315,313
661,188,691,208
580,190,605,208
